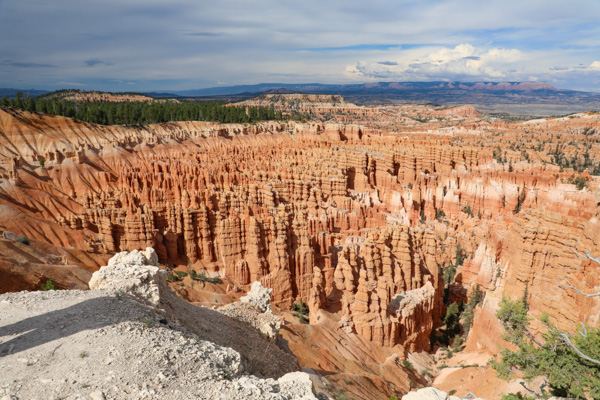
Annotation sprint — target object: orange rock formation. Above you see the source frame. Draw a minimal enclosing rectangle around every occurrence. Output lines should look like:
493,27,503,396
1,104,599,399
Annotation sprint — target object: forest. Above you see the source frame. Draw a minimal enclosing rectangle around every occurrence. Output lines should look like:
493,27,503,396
0,91,285,125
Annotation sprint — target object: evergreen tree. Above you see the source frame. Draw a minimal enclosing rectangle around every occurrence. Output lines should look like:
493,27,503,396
492,295,600,398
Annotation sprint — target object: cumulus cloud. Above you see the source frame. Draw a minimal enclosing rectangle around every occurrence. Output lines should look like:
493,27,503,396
349,44,526,81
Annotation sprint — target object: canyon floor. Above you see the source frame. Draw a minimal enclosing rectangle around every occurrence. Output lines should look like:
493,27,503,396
0,95,599,399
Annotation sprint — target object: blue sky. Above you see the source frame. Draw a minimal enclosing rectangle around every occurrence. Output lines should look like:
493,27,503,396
1,0,600,92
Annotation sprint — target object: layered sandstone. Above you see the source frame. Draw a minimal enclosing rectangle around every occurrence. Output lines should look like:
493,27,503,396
1,104,599,399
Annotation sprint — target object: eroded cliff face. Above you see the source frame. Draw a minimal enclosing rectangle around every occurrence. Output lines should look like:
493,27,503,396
1,106,599,399
0,107,446,352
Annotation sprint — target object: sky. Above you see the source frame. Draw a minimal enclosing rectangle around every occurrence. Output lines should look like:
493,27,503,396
1,0,600,92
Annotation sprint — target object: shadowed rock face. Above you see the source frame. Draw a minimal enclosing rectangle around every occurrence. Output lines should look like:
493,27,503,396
0,106,599,364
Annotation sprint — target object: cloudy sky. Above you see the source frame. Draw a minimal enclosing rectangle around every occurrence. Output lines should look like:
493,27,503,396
2,0,600,92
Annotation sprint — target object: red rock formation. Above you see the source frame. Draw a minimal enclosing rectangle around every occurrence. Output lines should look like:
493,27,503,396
1,105,599,399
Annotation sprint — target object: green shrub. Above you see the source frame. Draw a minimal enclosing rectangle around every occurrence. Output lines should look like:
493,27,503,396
567,175,589,190
444,302,461,334
41,279,58,291
292,301,309,324
190,270,223,284
443,264,457,284
435,209,446,221
166,270,188,282
500,393,535,400
462,205,474,217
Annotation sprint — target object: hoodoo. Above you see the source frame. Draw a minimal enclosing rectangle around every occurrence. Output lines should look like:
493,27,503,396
1,100,599,399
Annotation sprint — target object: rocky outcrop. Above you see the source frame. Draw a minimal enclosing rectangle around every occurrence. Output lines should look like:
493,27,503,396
0,247,317,399
240,281,274,312
234,93,382,123
89,247,164,307
223,281,281,338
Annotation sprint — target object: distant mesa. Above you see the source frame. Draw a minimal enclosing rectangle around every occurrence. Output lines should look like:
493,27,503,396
38,89,177,103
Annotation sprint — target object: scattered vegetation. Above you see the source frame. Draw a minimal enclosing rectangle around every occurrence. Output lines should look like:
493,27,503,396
435,209,446,221
461,284,483,337
548,144,600,175
500,393,535,400
444,302,461,336
166,270,188,282
292,301,310,324
189,270,223,284
138,316,153,327
79,351,88,358
513,185,526,214
567,174,589,190
493,146,506,164
461,204,474,218
442,244,465,286
402,359,415,370
325,382,352,400
41,279,58,291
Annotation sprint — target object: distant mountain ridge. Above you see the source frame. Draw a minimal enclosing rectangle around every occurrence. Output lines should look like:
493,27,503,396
0,88,48,98
168,81,600,114
171,81,559,97
3,81,600,115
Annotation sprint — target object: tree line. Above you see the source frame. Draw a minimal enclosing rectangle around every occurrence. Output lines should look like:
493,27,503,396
0,91,285,125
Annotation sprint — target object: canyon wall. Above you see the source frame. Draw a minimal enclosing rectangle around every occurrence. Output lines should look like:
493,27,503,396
1,106,599,362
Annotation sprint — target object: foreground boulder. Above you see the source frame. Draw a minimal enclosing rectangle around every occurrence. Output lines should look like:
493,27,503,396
88,247,164,307
240,281,273,312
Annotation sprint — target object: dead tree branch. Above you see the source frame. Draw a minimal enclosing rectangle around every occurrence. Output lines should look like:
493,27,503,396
560,279,600,298
556,330,600,365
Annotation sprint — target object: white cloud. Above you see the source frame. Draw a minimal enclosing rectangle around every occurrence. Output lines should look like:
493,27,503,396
349,44,525,81
0,0,600,90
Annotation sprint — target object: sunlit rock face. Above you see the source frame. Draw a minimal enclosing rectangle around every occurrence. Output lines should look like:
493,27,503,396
1,106,599,355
